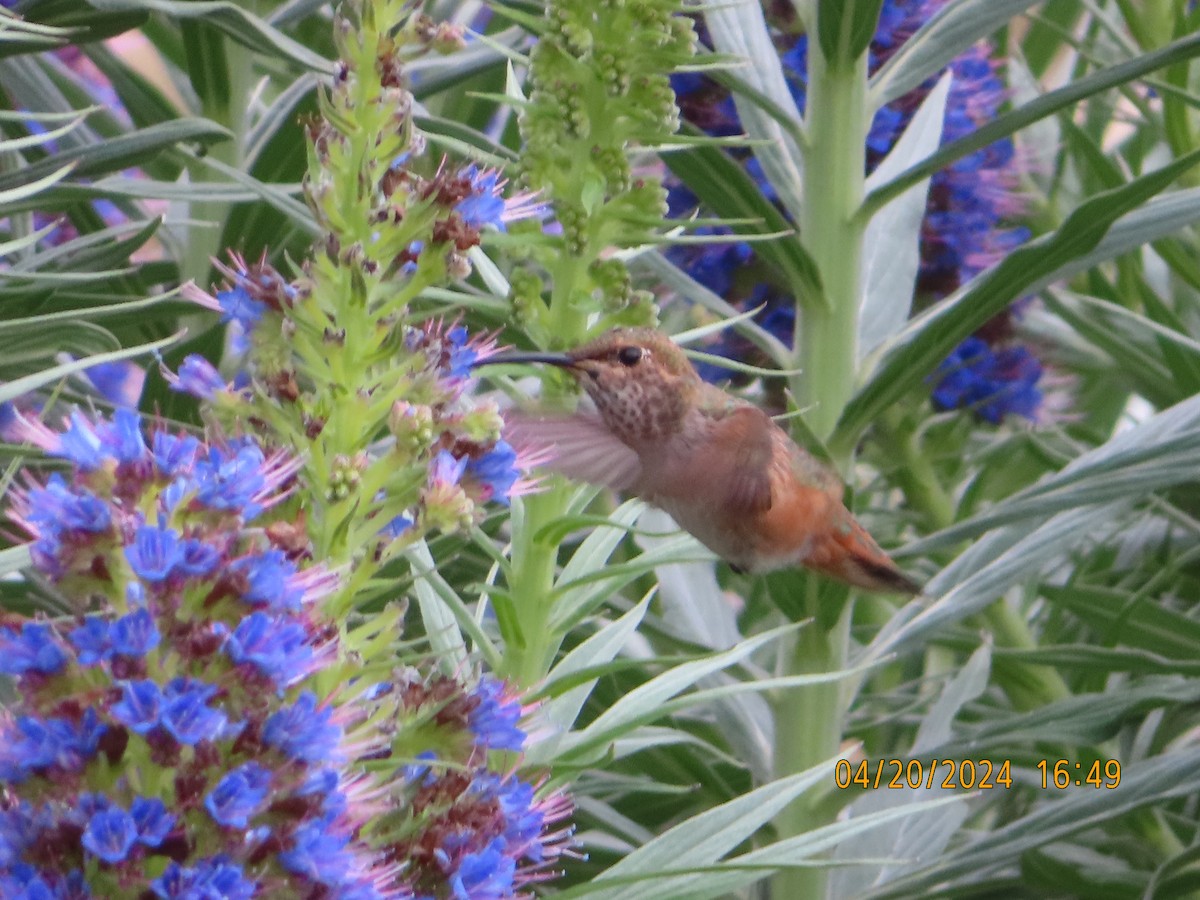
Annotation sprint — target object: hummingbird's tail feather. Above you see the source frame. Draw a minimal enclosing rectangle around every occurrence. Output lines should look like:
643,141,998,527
807,518,923,595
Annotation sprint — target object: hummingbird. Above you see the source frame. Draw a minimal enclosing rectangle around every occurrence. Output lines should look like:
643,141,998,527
483,327,921,594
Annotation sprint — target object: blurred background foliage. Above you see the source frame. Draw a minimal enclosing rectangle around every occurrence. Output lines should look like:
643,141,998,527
6,0,1200,897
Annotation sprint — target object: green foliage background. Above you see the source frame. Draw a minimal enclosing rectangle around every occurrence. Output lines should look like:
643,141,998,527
6,0,1200,896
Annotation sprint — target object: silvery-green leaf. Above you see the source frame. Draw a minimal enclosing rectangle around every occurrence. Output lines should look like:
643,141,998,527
869,0,1041,108
831,643,990,896
859,72,950,361
703,0,806,220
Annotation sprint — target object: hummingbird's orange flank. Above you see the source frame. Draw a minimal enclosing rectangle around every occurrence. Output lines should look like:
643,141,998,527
482,327,921,595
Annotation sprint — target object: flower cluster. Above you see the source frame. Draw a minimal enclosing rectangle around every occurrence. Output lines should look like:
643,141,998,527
930,334,1042,424
669,2,1042,422
0,408,392,898
162,9,545,570
367,673,574,896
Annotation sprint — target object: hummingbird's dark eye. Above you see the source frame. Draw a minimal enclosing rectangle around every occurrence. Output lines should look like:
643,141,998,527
617,346,644,367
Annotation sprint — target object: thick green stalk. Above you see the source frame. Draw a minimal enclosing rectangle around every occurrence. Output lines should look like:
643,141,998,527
774,37,869,900
794,52,868,446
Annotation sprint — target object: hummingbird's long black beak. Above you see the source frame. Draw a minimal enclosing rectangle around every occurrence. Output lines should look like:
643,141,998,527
474,351,577,369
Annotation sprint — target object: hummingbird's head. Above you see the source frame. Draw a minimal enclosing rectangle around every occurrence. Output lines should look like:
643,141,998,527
486,328,701,445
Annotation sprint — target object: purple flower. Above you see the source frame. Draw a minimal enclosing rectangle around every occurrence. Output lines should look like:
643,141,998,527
160,679,228,745
263,692,341,763
0,623,67,676
176,539,220,577
466,442,519,507
81,805,138,864
204,762,271,828
111,680,163,734
125,523,182,582
110,608,160,658
231,550,302,610
152,432,200,477
170,355,226,400
450,841,516,900
455,165,507,230
930,335,1042,423
152,856,257,900
224,612,314,689
467,677,525,752
83,360,146,408
278,818,355,886
131,797,175,848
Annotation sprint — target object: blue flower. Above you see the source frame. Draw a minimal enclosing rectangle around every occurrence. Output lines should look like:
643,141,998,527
125,524,182,582
445,325,477,378
930,336,1042,423
216,285,266,331
263,692,341,763
1,715,99,779
297,769,347,820
111,680,163,734
83,359,145,408
204,762,271,828
68,617,111,666
152,432,200,477
224,612,314,689
81,805,138,864
466,442,519,506
0,623,67,676
663,226,752,299
231,550,302,610
151,856,257,900
131,797,175,848
278,818,354,886
192,442,267,518
109,408,148,464
467,677,525,752
160,679,228,745
455,165,506,230
110,608,160,658
27,475,111,535
449,840,515,900
470,773,545,858
171,355,226,400
430,450,468,488
176,539,220,577
54,410,107,470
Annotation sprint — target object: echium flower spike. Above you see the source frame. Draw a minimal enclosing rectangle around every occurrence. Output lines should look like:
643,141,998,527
154,1,574,896
172,2,541,582
1,409,399,897
516,0,697,345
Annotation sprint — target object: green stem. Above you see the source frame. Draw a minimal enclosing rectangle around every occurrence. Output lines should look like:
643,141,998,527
505,485,571,686
774,40,869,900
794,53,868,449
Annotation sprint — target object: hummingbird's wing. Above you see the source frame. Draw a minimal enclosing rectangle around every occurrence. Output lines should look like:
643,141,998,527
703,405,776,514
503,409,643,491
